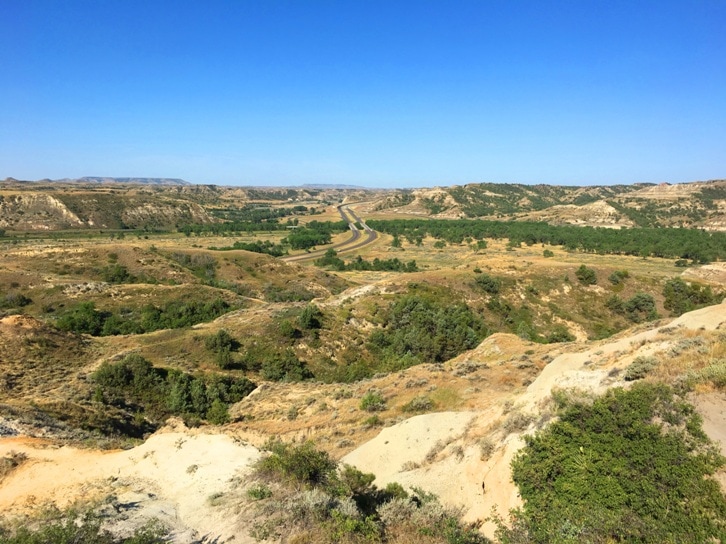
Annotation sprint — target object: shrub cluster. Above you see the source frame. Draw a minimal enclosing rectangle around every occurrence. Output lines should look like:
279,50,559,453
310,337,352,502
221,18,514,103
367,218,726,261
0,292,32,310
253,440,488,544
209,239,286,257
205,329,241,370
315,249,419,273
93,354,255,425
500,383,726,543
474,273,503,295
663,277,723,316
607,269,630,285
605,292,658,323
367,286,485,368
55,298,231,336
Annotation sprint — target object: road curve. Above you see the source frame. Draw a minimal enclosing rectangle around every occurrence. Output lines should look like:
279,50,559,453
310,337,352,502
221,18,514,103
281,203,378,263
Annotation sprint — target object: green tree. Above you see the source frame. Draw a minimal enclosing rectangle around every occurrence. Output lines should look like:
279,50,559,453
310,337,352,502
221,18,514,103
663,277,720,316
575,264,597,285
299,304,323,330
475,273,502,294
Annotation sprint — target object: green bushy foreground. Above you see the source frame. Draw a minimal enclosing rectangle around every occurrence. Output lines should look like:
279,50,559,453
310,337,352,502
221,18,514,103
498,383,726,543
252,440,489,543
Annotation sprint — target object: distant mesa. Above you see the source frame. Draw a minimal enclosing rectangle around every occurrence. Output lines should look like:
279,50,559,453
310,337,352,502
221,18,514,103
2,176,190,186
300,183,369,190
76,176,191,186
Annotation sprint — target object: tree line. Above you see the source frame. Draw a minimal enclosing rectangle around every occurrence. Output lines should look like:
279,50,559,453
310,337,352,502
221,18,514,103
367,219,726,262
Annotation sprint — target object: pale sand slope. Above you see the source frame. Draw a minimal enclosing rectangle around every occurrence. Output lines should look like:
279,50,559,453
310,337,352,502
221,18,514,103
343,300,726,539
0,428,261,543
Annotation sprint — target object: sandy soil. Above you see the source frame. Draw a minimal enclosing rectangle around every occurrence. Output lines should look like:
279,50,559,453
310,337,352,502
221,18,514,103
0,424,260,542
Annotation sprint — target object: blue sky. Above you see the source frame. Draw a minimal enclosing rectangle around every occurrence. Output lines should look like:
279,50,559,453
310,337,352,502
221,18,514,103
1,1,724,188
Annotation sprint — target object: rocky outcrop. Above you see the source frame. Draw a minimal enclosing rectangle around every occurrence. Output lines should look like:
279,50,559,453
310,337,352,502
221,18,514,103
0,194,85,230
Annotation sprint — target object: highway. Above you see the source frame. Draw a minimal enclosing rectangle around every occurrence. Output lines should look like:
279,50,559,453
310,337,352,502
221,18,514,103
281,203,378,263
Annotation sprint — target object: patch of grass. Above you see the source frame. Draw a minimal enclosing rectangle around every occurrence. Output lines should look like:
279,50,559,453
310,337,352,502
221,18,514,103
247,482,273,501
430,387,462,410
401,395,435,413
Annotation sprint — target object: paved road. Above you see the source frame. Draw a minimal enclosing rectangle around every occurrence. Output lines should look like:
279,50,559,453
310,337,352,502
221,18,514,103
281,204,378,263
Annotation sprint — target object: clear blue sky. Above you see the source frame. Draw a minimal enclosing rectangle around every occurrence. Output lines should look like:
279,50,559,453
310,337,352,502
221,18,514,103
1,1,724,188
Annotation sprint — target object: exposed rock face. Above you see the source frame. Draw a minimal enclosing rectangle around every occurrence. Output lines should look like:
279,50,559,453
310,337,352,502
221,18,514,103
120,202,214,228
520,199,636,228
0,194,85,230
0,192,216,230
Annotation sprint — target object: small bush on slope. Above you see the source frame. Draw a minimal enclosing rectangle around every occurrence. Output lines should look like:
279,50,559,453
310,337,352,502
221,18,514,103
498,383,726,543
253,440,488,543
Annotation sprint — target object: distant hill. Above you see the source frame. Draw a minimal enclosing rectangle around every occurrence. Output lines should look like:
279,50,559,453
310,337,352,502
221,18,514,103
1,177,724,231
71,177,191,185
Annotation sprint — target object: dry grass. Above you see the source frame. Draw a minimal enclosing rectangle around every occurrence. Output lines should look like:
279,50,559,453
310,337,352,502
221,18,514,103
648,330,726,388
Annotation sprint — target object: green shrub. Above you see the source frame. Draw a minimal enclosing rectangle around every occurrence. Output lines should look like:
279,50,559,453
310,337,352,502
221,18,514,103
359,391,387,412
624,355,659,381
542,249,554,258
0,292,32,309
206,399,230,424
258,440,337,487
663,277,722,316
92,354,255,427
545,324,575,343
362,415,383,427
249,440,488,543
259,349,312,382
56,298,232,336
299,304,323,330
204,329,237,352
608,269,630,285
607,293,658,323
503,383,726,543
246,483,273,501
401,395,435,413
100,264,135,284
368,288,485,366
475,273,502,295
575,264,597,285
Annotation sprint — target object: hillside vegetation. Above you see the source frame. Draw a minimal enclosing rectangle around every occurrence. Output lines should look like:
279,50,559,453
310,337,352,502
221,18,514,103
0,179,724,543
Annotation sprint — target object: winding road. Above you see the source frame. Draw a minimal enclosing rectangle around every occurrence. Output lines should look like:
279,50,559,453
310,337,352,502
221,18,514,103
281,203,378,263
